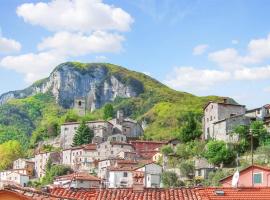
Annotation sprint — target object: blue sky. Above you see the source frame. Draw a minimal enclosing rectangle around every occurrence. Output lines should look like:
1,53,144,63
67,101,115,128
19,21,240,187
1,0,270,108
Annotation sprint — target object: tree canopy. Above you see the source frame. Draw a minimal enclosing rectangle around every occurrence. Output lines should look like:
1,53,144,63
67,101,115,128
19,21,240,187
178,112,202,143
72,121,94,146
204,140,235,166
161,171,184,188
103,104,114,120
0,140,24,170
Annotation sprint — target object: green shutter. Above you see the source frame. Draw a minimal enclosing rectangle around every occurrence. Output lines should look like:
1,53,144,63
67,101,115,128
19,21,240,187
253,173,262,184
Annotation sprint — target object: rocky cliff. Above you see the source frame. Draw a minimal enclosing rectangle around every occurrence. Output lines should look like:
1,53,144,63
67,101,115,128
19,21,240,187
0,62,144,110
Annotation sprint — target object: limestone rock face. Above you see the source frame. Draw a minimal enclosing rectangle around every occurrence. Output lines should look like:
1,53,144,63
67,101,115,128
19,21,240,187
0,63,144,110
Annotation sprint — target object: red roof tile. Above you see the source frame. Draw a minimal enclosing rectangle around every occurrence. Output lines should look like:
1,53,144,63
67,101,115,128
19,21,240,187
55,172,100,182
198,187,270,200
50,188,201,200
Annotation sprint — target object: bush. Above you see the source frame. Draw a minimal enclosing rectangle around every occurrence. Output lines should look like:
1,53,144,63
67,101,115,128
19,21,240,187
204,140,236,166
161,171,184,188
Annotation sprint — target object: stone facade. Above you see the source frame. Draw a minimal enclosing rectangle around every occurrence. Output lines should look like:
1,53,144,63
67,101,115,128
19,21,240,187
34,152,61,178
60,120,113,148
203,100,246,141
62,144,97,173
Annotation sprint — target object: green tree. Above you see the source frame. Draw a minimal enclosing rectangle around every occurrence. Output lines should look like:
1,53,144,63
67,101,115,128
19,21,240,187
41,160,72,186
0,140,24,170
204,140,236,166
175,144,190,160
251,121,270,146
72,121,94,146
103,104,114,120
178,112,202,143
161,145,174,155
202,169,229,186
179,161,195,179
161,171,184,188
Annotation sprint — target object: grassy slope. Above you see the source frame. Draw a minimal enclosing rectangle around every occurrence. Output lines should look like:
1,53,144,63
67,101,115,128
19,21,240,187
0,62,223,148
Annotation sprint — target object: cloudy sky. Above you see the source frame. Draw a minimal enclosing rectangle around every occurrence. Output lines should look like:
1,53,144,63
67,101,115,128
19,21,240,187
0,0,270,108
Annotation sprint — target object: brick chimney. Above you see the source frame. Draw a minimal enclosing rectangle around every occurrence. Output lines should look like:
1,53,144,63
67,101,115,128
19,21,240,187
132,171,144,192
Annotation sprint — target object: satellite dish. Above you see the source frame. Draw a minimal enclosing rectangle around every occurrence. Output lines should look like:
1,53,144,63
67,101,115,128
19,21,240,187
232,170,239,188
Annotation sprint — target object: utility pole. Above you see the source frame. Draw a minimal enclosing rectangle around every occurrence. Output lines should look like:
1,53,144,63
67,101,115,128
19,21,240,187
250,128,254,187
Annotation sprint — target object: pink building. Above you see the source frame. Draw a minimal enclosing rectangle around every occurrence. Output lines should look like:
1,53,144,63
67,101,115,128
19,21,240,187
220,165,270,187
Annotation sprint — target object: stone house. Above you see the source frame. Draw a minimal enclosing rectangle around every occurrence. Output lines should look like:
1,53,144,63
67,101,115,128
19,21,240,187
109,110,144,138
134,162,162,188
60,120,113,148
202,99,246,141
62,144,97,173
212,114,251,143
194,158,215,180
34,151,61,178
13,159,35,177
0,169,29,183
53,172,101,189
96,141,135,160
107,133,127,143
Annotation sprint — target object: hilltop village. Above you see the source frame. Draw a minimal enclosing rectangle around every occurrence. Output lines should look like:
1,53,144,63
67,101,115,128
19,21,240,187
1,97,270,199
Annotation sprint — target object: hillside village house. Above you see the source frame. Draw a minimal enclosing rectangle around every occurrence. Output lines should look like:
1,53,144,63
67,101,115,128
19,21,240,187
34,151,61,178
202,99,246,142
108,166,134,188
60,120,114,148
62,144,97,173
60,111,143,149
53,172,100,189
13,159,35,177
96,141,135,160
220,165,270,187
130,140,167,159
98,159,138,187
134,162,163,188
0,169,30,186
194,158,215,180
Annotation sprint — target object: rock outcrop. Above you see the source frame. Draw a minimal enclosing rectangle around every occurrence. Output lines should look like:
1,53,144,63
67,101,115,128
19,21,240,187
0,62,144,110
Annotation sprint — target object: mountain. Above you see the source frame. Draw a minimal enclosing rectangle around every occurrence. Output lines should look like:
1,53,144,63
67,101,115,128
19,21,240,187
0,62,223,149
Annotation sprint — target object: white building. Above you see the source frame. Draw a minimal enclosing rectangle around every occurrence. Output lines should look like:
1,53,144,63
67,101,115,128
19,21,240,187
108,167,134,188
202,99,246,141
54,172,100,188
13,158,35,177
0,170,29,186
34,151,61,178
135,162,162,188
60,120,114,148
62,144,97,173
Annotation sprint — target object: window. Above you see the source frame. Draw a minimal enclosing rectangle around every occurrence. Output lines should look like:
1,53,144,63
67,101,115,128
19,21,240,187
253,173,263,184
257,110,261,114
207,118,209,122
111,151,114,154
207,128,210,134
123,172,128,177
64,127,69,131
78,101,82,106
210,116,213,121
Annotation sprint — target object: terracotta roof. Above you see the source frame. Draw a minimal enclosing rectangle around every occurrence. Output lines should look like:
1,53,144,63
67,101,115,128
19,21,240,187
55,172,100,182
108,166,136,171
197,187,270,200
64,144,96,151
220,165,270,183
50,188,201,200
130,140,168,144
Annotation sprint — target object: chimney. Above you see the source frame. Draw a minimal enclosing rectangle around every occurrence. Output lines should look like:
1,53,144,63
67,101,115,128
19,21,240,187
132,172,144,192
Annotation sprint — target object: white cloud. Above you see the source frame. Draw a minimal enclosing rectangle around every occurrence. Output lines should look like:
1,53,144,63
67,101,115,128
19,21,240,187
209,34,270,70
0,51,65,83
16,0,134,33
38,31,124,56
234,66,270,80
193,44,208,55
164,66,230,91
0,36,21,54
